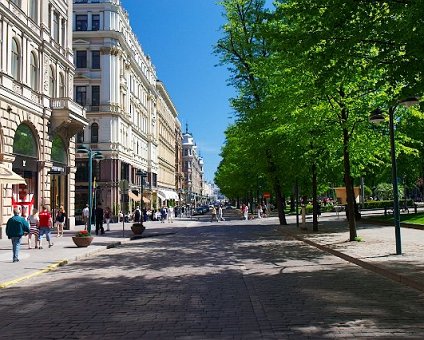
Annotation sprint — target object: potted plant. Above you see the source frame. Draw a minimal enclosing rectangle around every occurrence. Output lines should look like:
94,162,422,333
72,230,94,247
131,222,145,235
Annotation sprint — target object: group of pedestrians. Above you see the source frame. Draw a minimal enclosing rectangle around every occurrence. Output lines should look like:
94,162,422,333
5,204,65,263
82,204,112,235
210,205,225,222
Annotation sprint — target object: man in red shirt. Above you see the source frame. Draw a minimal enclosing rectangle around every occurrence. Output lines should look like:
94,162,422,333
38,205,53,249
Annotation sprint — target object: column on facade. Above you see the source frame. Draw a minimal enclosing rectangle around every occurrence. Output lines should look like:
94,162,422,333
100,47,112,105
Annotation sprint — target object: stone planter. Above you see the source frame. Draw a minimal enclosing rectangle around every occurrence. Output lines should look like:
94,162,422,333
72,236,94,248
131,223,145,235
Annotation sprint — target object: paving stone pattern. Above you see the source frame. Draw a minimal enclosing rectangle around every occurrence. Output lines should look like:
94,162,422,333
1,222,424,339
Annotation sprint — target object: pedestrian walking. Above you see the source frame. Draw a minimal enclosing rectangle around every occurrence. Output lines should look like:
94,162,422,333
38,205,53,249
28,208,39,249
6,207,30,262
257,204,262,219
95,204,105,235
104,207,111,231
133,206,141,223
242,204,249,220
160,206,167,223
211,206,219,222
218,205,224,221
55,205,66,237
82,204,89,230
168,206,174,223
262,203,267,218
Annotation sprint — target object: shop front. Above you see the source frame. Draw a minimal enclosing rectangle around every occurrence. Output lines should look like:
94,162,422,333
49,136,69,227
12,124,40,218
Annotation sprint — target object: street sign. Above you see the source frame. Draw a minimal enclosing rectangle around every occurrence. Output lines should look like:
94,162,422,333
263,192,271,199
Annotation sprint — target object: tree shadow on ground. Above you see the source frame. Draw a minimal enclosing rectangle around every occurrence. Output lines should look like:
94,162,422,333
0,224,423,339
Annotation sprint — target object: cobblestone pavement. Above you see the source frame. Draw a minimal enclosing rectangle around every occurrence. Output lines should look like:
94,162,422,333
1,221,424,339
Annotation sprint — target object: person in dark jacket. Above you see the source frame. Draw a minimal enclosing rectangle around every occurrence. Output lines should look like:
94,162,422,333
95,204,105,235
6,207,30,262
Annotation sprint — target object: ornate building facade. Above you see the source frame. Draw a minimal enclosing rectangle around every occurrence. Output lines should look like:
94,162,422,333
156,80,179,205
0,0,87,237
73,0,178,214
182,127,204,207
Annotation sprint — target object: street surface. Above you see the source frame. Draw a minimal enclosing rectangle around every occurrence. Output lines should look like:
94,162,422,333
1,216,424,339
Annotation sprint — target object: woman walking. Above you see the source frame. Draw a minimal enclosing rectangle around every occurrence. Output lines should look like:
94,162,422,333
55,206,66,237
28,208,39,249
38,205,53,249
104,207,111,231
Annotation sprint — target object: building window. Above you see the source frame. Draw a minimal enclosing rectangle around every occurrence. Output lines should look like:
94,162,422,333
91,123,99,143
76,50,87,68
91,50,100,69
92,14,100,31
11,0,21,7
53,12,59,42
61,19,66,46
29,0,38,22
92,86,100,106
75,15,88,31
75,86,87,106
30,52,38,91
59,73,65,97
49,66,56,97
11,38,20,81
76,130,84,144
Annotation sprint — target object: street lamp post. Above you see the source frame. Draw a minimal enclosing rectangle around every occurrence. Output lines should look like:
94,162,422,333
369,97,419,255
76,145,103,233
136,170,147,225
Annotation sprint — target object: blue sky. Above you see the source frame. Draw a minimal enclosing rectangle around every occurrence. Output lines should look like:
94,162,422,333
120,0,273,182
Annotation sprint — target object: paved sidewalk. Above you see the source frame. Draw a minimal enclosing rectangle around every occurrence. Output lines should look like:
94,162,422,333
0,219,186,288
271,215,424,292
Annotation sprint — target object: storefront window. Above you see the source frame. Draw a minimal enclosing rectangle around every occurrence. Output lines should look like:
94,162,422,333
13,124,37,157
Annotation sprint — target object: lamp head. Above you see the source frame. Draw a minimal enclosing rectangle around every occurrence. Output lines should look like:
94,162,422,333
399,97,420,108
369,108,385,124
76,145,89,154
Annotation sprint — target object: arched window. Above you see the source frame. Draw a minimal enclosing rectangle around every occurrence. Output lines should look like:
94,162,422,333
51,135,67,165
29,0,38,22
11,39,20,81
49,66,56,97
59,73,65,97
91,123,98,143
30,52,38,91
13,124,37,158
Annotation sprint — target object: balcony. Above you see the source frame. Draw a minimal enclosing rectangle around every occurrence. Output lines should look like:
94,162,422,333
50,98,89,138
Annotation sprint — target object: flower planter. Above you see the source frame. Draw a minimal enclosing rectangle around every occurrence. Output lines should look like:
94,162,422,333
131,223,145,235
72,236,94,247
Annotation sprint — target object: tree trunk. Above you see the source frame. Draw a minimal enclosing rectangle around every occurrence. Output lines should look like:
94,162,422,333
274,180,287,225
312,162,319,232
342,124,357,241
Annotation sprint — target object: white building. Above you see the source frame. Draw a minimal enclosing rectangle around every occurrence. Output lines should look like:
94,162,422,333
182,127,204,207
0,0,87,236
73,0,159,214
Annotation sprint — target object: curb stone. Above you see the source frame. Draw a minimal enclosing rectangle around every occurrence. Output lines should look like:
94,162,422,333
0,240,127,289
280,229,424,293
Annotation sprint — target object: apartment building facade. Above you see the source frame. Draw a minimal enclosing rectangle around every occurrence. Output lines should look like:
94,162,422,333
156,80,179,205
72,0,160,214
0,0,87,236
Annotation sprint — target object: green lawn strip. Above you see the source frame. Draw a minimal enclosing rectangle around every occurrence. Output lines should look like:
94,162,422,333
366,213,424,225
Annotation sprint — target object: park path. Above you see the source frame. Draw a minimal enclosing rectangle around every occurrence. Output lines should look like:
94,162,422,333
1,221,424,339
